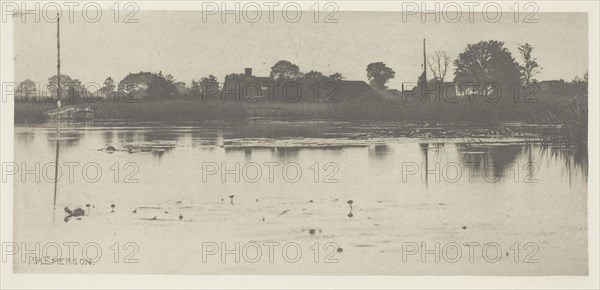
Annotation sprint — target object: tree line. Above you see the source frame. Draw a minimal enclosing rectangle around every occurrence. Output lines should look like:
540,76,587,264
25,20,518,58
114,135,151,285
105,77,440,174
15,40,586,102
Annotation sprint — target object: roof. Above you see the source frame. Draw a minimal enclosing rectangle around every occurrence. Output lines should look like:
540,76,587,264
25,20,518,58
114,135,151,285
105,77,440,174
336,80,377,99
223,74,276,88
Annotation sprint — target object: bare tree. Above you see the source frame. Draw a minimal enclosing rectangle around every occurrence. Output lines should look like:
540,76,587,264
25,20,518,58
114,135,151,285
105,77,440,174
427,50,450,82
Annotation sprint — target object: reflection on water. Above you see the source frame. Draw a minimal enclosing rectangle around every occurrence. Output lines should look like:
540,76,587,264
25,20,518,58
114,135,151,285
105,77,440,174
15,120,589,181
369,144,390,159
46,130,83,148
13,119,589,275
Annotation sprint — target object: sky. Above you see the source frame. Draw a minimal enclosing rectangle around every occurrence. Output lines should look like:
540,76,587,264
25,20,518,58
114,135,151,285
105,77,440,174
14,11,588,89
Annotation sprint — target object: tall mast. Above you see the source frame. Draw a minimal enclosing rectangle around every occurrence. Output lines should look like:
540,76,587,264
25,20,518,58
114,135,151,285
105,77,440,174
56,14,61,108
52,14,61,226
423,38,427,83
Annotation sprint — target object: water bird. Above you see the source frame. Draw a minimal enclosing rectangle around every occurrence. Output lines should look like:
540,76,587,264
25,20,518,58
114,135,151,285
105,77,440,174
462,226,467,230
106,146,116,154
110,204,115,213
151,216,157,220
179,214,183,221
309,229,316,235
132,208,137,214
229,195,235,205
337,247,343,253
64,207,85,223
347,200,354,218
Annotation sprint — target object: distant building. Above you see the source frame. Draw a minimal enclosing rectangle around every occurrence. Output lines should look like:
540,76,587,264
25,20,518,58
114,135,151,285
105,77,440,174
223,68,381,102
222,68,276,101
335,80,377,101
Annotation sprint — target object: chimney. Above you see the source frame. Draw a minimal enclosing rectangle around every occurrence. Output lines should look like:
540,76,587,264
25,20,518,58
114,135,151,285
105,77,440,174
244,68,252,77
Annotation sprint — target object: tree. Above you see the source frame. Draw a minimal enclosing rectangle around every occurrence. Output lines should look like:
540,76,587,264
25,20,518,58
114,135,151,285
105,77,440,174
571,72,588,97
16,79,37,101
146,72,177,98
47,74,88,102
99,77,116,97
200,75,219,88
303,70,325,80
453,40,521,95
427,50,450,82
518,43,542,85
328,72,344,80
190,79,199,94
270,60,302,82
190,75,220,97
199,75,220,94
103,77,115,91
118,72,177,99
366,62,395,90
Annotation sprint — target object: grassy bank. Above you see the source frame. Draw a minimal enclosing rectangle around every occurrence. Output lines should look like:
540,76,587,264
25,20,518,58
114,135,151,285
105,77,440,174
14,95,586,126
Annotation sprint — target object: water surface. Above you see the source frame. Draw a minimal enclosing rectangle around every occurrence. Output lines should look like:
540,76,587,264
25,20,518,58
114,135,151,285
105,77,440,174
13,119,587,275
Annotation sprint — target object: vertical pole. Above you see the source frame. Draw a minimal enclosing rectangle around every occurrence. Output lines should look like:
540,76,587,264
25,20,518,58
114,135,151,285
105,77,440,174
53,15,61,225
423,38,427,85
52,134,60,226
57,15,61,108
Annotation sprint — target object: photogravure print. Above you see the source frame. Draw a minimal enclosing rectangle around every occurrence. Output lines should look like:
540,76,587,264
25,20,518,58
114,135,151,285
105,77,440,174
0,1,594,285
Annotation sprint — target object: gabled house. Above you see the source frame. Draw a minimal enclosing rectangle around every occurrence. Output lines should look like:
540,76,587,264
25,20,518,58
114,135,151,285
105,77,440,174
222,68,276,101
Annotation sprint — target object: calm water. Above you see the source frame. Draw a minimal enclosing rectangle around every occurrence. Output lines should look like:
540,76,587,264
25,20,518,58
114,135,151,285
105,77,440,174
13,119,588,275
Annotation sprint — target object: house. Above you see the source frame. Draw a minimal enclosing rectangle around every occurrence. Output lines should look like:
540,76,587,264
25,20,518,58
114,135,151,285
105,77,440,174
222,68,276,102
222,68,381,103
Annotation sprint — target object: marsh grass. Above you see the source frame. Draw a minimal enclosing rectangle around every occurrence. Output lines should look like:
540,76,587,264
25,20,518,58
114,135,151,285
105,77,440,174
14,94,588,131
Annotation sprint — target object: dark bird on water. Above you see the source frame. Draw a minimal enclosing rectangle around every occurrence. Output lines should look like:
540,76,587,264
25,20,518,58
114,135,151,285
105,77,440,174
64,207,85,223
179,214,183,221
151,216,157,220
111,204,116,213
132,208,137,214
347,200,354,218
106,146,116,154
229,195,235,205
